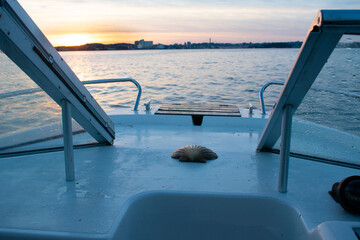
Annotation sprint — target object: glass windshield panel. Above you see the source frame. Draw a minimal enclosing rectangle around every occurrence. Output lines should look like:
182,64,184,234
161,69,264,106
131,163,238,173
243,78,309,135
0,50,97,155
275,35,360,165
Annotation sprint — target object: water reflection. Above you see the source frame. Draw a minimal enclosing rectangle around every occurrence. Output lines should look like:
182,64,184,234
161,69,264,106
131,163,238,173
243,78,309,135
61,49,296,112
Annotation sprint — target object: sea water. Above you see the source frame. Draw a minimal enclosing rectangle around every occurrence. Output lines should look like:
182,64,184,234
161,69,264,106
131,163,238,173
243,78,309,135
0,48,359,136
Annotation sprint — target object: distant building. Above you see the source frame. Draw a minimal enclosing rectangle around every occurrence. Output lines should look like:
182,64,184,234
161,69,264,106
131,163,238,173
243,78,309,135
135,39,153,49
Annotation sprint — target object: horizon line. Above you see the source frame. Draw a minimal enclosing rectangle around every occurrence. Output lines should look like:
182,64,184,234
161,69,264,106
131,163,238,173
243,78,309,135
54,40,304,48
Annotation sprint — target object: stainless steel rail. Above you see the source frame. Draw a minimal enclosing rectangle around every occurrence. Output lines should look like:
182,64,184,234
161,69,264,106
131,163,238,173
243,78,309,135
0,88,42,99
259,81,360,116
259,81,284,115
83,78,142,111
0,78,142,111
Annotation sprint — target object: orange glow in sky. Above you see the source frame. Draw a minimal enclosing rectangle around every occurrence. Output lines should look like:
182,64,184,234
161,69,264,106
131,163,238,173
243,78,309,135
18,0,360,47
48,33,140,47
53,34,96,46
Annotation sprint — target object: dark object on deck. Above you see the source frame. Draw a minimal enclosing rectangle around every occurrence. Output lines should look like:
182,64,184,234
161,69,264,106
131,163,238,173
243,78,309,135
171,145,218,163
329,175,360,215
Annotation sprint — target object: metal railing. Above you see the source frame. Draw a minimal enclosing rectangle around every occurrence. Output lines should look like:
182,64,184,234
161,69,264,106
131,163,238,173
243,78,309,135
259,81,360,116
0,78,142,111
259,81,284,115
82,78,142,111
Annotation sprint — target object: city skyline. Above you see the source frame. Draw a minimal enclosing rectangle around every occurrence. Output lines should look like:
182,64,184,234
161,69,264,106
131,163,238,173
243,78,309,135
18,0,360,47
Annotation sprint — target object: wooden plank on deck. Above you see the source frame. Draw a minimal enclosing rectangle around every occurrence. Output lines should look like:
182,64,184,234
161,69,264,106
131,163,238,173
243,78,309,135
155,103,241,117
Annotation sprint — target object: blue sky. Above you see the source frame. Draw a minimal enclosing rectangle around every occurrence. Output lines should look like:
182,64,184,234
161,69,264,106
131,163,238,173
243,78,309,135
18,0,360,46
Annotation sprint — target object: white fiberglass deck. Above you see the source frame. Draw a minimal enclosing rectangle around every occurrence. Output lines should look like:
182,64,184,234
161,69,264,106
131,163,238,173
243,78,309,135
0,109,359,239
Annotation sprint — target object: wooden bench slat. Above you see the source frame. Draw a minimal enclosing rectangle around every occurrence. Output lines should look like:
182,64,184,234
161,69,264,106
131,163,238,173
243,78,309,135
157,107,239,111
155,103,241,117
155,110,241,116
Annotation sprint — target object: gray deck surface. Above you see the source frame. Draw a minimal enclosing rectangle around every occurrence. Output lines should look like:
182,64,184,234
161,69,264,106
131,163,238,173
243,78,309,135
0,113,359,237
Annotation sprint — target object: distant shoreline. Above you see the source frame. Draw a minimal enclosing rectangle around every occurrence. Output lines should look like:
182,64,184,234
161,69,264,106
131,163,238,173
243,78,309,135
55,41,360,52
55,41,303,51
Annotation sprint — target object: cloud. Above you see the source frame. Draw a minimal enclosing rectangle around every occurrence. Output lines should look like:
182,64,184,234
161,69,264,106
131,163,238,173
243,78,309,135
17,0,360,45
94,0,360,9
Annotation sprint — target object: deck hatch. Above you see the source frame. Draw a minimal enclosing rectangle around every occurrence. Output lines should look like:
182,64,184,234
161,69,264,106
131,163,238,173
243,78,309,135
0,0,116,179
257,10,360,152
256,10,360,192
0,0,115,145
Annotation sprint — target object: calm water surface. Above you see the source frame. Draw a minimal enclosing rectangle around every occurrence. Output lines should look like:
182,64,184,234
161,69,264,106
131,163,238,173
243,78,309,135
0,48,359,136
61,48,296,109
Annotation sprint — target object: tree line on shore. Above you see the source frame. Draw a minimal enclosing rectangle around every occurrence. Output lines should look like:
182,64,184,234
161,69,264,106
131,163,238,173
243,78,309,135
55,41,360,51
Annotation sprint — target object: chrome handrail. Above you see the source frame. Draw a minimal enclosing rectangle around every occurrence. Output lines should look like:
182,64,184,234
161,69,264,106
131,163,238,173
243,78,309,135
0,88,42,99
83,78,142,111
259,82,360,116
0,78,142,111
259,81,284,115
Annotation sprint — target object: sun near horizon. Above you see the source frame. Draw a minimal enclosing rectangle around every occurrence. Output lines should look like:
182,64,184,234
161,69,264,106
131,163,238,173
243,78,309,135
52,34,96,47
48,32,142,47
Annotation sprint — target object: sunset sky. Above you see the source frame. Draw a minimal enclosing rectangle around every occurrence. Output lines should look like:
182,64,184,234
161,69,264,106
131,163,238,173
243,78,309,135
18,0,360,46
